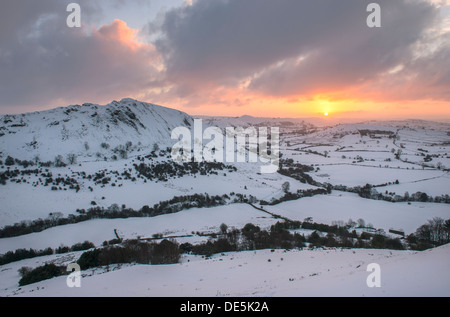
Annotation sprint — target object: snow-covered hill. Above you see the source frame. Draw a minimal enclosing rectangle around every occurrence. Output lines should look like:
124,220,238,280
0,98,193,162
3,243,449,297
197,115,317,132
0,99,449,298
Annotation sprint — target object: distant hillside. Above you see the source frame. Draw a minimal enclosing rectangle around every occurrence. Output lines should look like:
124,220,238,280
0,98,193,162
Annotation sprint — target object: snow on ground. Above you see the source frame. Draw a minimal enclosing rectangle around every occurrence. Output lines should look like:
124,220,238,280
1,191,448,255
0,191,450,253
264,191,450,234
0,158,313,227
382,172,450,197
2,244,449,297
1,115,449,297
310,164,446,188
0,98,193,162
0,204,277,254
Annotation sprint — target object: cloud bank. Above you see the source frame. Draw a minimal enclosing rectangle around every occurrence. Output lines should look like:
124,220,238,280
0,0,449,116
0,0,159,112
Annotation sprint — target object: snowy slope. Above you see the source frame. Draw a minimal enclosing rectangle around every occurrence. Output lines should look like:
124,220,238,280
197,115,317,132
2,244,449,297
0,98,193,161
0,101,449,298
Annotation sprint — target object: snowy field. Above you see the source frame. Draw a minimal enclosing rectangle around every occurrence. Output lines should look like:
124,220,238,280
264,191,450,234
0,204,277,254
2,244,449,297
0,158,315,227
1,111,449,297
1,196,447,255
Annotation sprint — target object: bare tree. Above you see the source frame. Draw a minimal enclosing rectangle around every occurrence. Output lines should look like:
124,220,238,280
282,181,290,193
220,223,228,235
48,212,63,225
54,155,66,167
67,153,77,165
416,217,450,245
347,218,356,228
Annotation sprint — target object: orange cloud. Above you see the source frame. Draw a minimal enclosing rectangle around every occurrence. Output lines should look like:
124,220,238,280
0,14,165,114
142,81,450,121
98,19,146,51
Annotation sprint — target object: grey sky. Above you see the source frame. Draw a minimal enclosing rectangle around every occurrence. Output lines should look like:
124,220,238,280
0,0,449,116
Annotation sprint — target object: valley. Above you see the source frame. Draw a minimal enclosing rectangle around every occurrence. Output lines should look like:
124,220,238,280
0,99,449,297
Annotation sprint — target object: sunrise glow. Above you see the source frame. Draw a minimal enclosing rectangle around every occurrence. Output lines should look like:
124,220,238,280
0,0,448,123
1,0,450,299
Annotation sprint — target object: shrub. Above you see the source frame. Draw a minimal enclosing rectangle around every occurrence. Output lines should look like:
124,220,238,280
18,266,32,277
104,238,122,246
54,155,66,167
5,156,15,166
360,232,372,240
125,141,133,151
18,264,64,286
385,238,404,250
149,239,180,264
192,241,215,257
370,235,386,249
308,231,321,246
76,239,180,270
220,223,228,235
70,241,95,252
56,245,70,254
77,249,101,270
211,238,235,254
98,245,137,265
180,242,194,254
0,248,53,265
282,181,290,193
242,223,260,234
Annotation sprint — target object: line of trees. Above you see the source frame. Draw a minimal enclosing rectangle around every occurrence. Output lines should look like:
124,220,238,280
18,263,65,286
77,239,180,270
182,217,450,258
335,183,450,204
260,187,329,206
1,157,237,189
408,217,450,250
134,161,236,182
11,217,450,287
2,155,72,169
179,221,407,258
0,167,80,191
0,241,95,266
278,159,449,205
17,239,180,286
277,159,318,186
0,192,250,238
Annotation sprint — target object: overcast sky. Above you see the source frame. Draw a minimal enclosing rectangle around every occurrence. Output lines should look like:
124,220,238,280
0,0,449,120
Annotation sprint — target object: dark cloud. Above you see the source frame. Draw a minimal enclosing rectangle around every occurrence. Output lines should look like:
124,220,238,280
0,0,160,113
367,32,450,101
155,0,447,101
0,0,448,114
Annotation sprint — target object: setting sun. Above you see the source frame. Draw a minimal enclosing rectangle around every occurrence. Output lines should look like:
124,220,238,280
324,112,329,116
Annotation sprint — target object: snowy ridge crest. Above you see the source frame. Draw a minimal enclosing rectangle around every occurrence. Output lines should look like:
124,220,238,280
0,98,193,161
